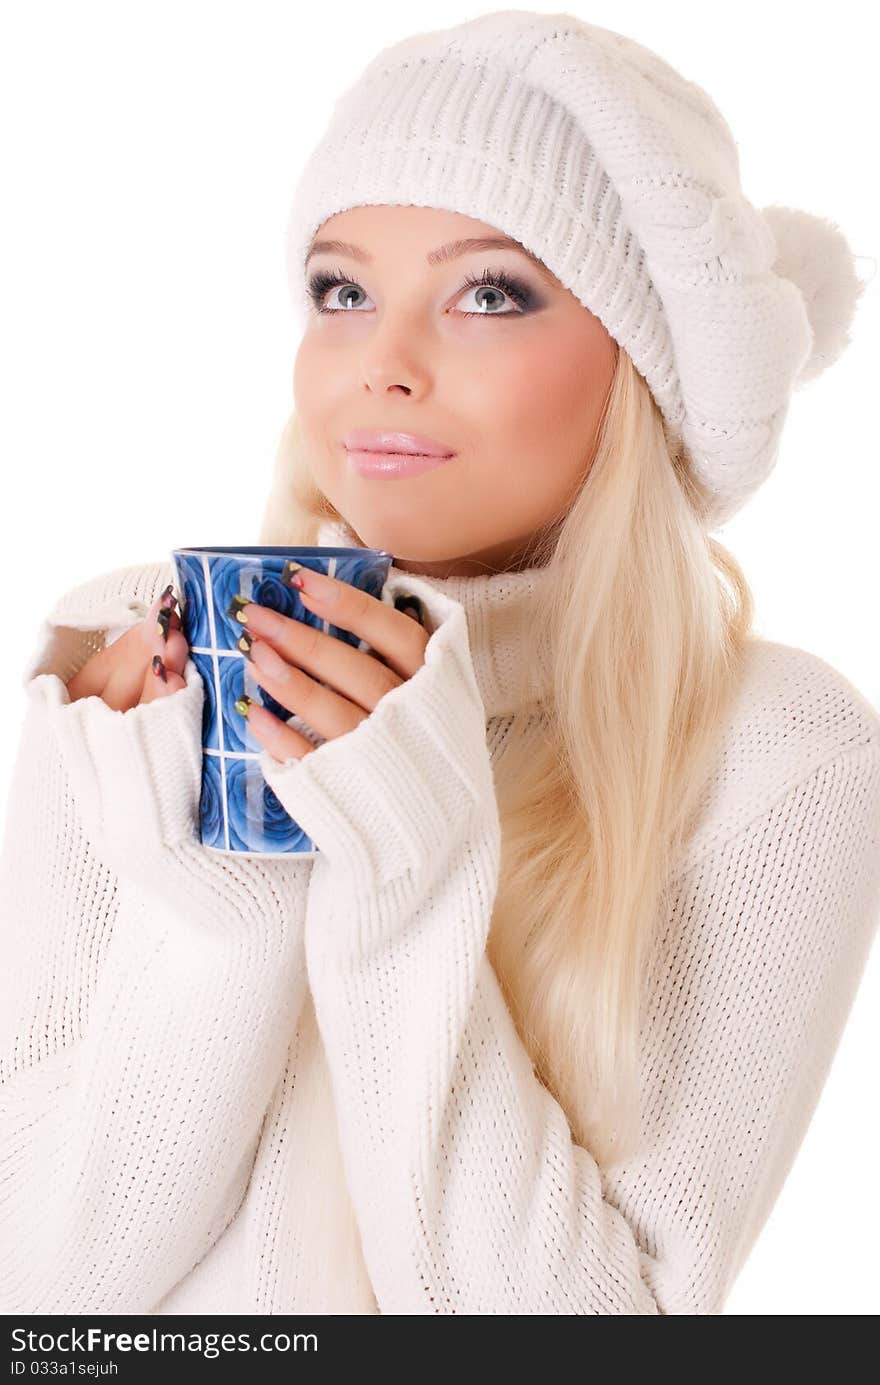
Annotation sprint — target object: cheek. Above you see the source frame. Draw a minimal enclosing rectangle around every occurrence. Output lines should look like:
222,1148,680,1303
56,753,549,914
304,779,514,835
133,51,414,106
497,322,615,454
293,337,346,421
464,326,592,448
292,343,317,416
468,324,612,509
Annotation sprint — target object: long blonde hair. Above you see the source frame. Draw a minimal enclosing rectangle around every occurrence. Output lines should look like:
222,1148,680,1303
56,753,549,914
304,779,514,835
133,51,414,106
258,348,756,1167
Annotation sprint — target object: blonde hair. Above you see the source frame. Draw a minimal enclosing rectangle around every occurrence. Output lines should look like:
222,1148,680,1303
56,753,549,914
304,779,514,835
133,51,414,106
258,348,756,1168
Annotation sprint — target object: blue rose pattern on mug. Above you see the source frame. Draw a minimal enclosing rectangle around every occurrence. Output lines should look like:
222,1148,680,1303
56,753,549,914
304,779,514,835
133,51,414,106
172,544,393,857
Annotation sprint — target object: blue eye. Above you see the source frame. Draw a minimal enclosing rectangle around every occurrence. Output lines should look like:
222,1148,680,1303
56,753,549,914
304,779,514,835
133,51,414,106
305,265,534,316
457,269,531,315
307,270,370,313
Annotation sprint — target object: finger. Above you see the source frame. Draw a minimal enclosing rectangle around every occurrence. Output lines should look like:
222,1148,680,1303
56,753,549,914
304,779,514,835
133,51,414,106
137,584,182,644
156,582,181,615
100,652,150,712
241,636,369,741
65,586,183,707
105,602,187,710
234,603,403,715
153,621,190,678
234,695,318,765
66,607,160,703
282,565,429,679
139,654,187,704
65,639,121,703
103,619,187,710
141,597,182,647
147,584,181,618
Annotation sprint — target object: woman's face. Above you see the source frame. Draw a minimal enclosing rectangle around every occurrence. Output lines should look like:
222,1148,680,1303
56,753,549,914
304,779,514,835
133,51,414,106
293,204,618,576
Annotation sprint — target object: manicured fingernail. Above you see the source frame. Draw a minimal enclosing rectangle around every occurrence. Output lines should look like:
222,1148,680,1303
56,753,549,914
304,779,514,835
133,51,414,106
281,559,307,591
226,594,252,625
160,584,178,610
152,654,168,682
157,607,172,641
234,694,253,718
282,559,337,601
236,631,253,659
394,593,424,624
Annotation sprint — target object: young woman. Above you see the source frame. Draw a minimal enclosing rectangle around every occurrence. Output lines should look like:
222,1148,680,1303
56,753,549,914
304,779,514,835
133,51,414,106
2,11,878,1315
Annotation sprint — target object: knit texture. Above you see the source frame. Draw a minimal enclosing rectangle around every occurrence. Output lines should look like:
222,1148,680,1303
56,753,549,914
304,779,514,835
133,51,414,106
2,543,880,1312
285,10,866,530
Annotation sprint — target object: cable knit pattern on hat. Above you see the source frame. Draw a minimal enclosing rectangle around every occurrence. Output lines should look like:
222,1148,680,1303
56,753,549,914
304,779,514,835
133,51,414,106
285,9,867,529
2,546,879,1313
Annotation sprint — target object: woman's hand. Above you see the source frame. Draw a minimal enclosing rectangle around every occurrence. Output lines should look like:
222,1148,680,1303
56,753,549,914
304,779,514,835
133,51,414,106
66,585,190,710
226,566,429,764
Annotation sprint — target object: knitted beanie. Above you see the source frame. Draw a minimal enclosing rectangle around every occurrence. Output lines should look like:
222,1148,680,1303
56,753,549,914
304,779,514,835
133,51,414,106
284,8,868,530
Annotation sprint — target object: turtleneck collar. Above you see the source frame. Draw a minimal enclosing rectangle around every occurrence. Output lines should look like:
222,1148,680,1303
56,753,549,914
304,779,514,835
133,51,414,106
316,517,553,718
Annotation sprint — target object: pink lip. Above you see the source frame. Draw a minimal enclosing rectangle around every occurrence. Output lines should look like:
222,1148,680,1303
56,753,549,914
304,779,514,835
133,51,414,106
343,429,455,457
346,449,454,478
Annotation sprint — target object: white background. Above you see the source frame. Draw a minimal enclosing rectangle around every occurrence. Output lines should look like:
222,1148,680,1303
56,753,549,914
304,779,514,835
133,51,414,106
1,0,878,1314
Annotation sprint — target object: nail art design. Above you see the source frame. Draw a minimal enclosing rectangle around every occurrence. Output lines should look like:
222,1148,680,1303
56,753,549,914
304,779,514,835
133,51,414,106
394,592,424,625
157,607,172,641
233,694,253,718
226,594,252,625
160,583,178,610
237,631,254,658
152,654,168,682
282,560,306,590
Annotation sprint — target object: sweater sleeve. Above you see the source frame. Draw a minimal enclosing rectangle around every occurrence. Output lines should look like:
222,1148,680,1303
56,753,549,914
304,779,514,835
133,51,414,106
0,581,313,1313
264,659,880,1316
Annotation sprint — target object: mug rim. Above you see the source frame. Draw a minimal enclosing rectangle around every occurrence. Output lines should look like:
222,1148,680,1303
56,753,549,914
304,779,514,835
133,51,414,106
173,545,393,559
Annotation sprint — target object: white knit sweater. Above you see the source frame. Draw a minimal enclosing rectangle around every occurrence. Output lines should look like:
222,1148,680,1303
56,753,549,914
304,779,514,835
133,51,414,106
2,523,880,1315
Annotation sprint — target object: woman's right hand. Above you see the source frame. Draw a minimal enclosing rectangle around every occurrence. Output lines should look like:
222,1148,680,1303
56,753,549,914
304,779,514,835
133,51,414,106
66,585,191,710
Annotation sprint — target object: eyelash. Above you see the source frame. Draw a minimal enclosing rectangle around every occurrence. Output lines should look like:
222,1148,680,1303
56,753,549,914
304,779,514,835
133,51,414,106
305,265,533,317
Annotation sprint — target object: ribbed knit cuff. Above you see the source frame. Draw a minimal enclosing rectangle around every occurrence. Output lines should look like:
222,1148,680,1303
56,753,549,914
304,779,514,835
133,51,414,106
27,658,205,881
258,599,496,893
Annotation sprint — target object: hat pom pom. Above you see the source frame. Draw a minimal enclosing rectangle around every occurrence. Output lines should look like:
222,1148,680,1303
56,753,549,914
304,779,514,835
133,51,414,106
760,204,868,386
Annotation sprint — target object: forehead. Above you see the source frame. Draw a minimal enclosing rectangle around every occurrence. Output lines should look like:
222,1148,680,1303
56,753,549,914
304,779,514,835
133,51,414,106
306,207,558,286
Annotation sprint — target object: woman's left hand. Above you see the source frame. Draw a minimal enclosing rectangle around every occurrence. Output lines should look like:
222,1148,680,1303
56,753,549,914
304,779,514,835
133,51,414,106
226,566,429,764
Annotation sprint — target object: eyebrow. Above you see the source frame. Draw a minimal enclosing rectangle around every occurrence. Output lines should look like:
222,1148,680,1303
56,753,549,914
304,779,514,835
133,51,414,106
304,235,558,288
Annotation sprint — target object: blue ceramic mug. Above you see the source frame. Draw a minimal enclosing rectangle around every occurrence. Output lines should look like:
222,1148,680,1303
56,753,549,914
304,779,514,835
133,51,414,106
171,544,393,857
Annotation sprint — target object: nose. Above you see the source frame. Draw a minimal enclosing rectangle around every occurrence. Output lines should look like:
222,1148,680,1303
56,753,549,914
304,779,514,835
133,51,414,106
357,315,434,397
362,359,425,397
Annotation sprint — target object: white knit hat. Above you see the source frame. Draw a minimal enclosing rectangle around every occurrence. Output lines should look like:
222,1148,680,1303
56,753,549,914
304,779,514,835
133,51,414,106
284,8,868,530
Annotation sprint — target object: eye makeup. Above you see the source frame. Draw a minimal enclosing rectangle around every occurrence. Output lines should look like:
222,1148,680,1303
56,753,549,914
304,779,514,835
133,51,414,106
305,264,539,316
